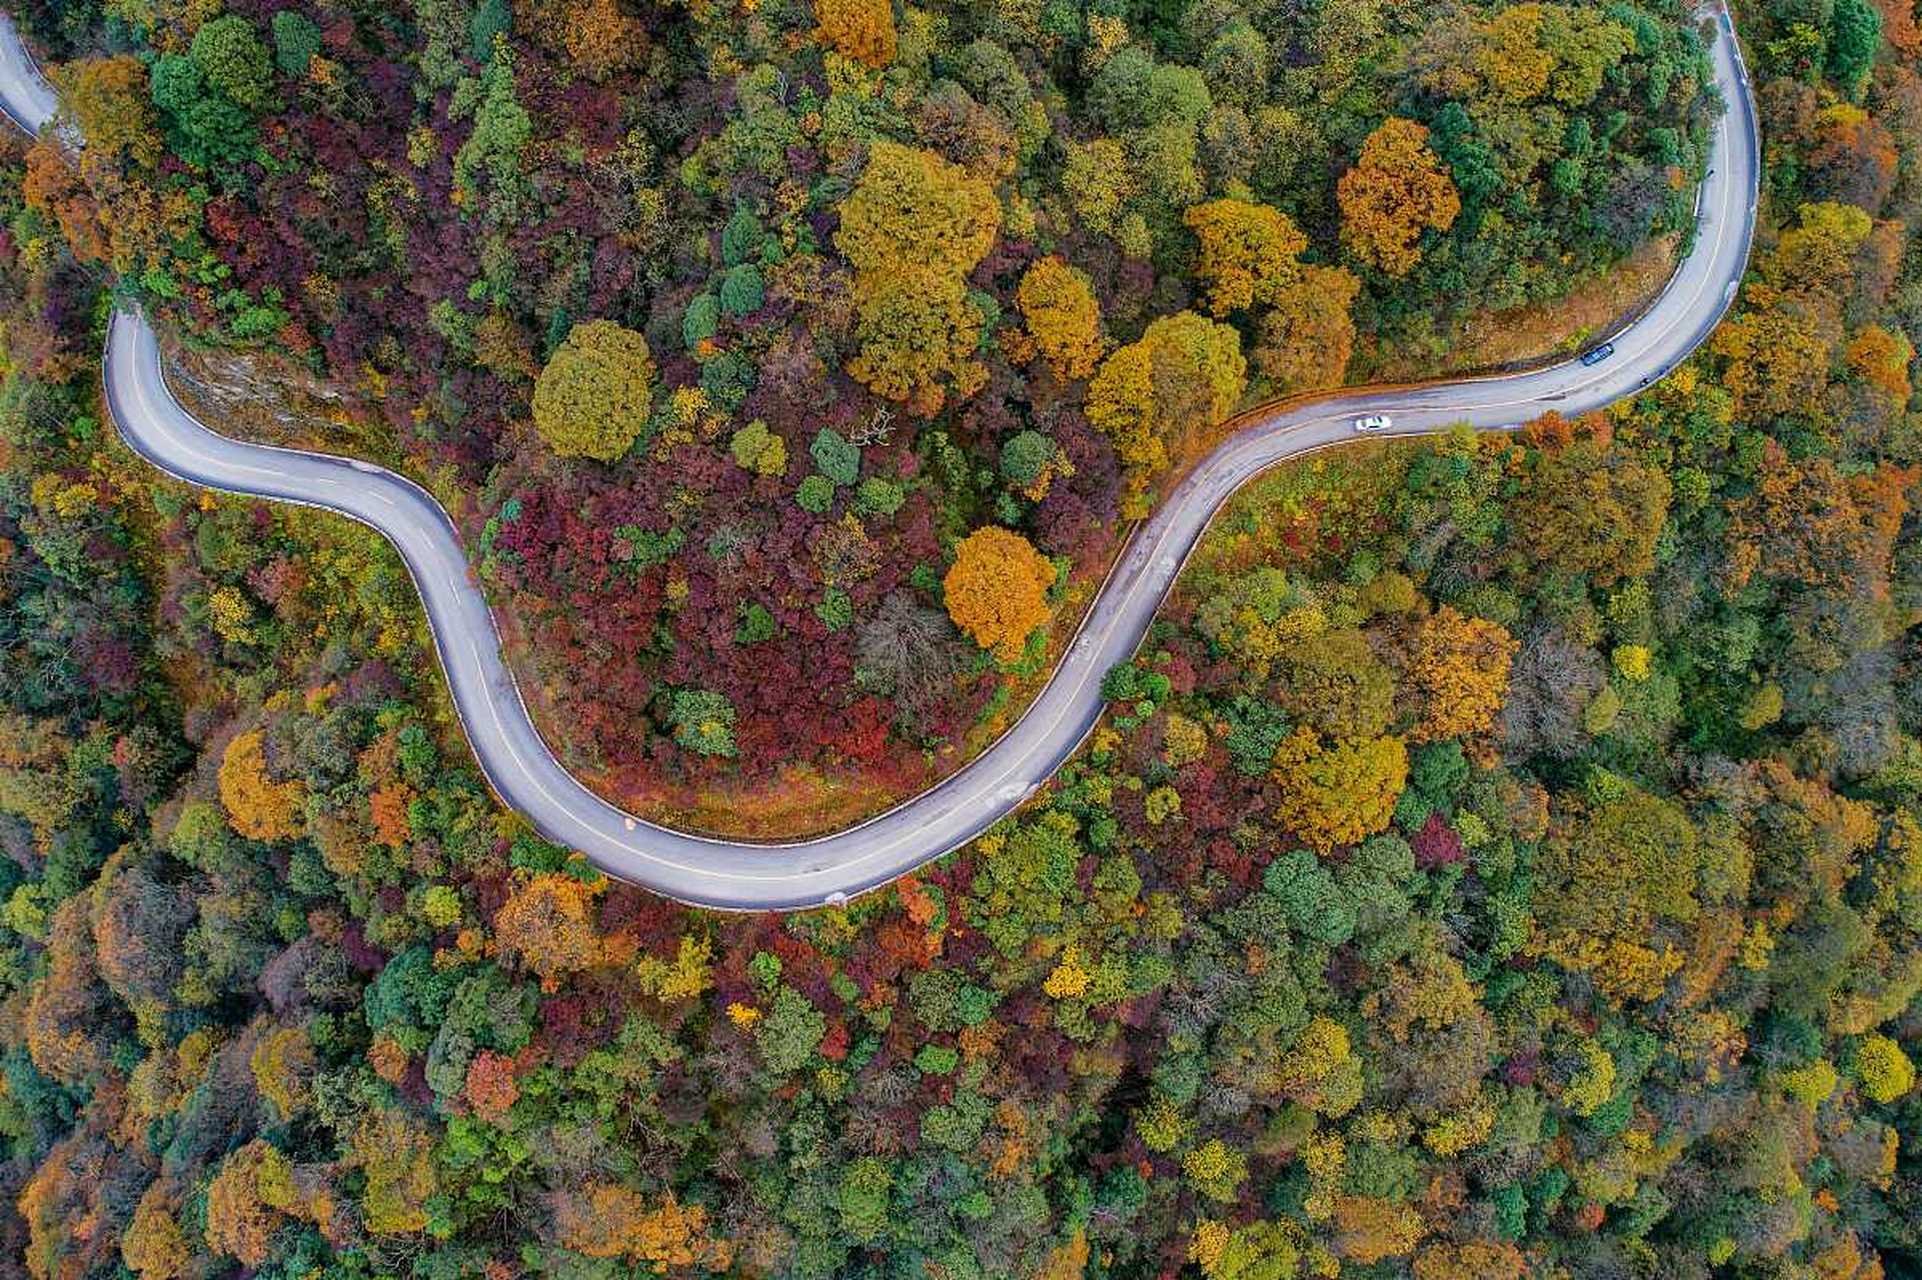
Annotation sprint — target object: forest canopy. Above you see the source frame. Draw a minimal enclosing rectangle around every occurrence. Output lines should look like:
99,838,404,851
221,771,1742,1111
1,0,1920,1274
12,0,1723,833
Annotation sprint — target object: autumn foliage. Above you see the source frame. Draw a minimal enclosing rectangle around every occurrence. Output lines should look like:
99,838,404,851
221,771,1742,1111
1016,256,1104,380
1270,728,1409,851
463,1050,521,1123
493,873,605,983
1087,311,1247,505
1409,606,1517,742
556,0,649,80
1337,118,1462,276
553,1184,734,1270
1184,198,1310,317
3,0,1736,848
943,526,1056,660
8,0,1922,1276
1253,266,1362,394
837,142,999,415
835,142,998,280
122,1183,190,1280
217,729,303,842
846,267,988,415
816,0,897,68
530,320,656,462
203,1142,290,1266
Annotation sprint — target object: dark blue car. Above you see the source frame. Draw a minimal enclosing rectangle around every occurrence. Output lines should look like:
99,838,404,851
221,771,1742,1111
1579,341,1616,367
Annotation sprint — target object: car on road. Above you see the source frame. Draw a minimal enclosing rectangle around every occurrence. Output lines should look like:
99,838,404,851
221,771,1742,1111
1579,341,1616,367
1353,414,1392,433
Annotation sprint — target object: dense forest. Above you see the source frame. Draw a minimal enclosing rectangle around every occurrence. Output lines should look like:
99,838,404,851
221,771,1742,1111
0,0,1921,1276
14,0,1721,831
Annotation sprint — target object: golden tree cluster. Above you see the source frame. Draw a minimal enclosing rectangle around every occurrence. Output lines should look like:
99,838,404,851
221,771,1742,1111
1270,727,1409,852
816,0,897,68
1409,605,1518,743
1016,256,1105,380
1185,198,1363,396
836,142,1001,415
531,319,657,462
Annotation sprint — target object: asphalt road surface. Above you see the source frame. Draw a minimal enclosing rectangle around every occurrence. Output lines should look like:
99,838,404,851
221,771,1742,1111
0,9,1761,910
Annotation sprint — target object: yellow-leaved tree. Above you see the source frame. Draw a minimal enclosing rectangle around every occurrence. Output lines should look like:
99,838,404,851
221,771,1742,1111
1016,256,1104,380
943,526,1057,660
836,142,1001,414
531,319,656,461
1183,197,1309,317
836,141,999,279
122,1182,191,1280
1408,605,1518,742
1270,727,1408,851
1087,311,1246,511
1529,783,1704,1004
1337,117,1461,277
1712,201,1873,418
845,268,989,416
352,1110,437,1236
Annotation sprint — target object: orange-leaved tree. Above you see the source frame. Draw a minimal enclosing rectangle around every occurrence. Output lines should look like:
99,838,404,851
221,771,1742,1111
1332,1194,1426,1265
368,781,413,847
203,1141,293,1267
1409,605,1518,742
553,1183,735,1271
464,1050,521,1124
816,0,897,68
1254,265,1361,394
493,873,605,986
218,729,304,842
1412,1241,1529,1280
943,526,1057,661
1846,323,1914,402
559,0,648,80
1337,117,1460,277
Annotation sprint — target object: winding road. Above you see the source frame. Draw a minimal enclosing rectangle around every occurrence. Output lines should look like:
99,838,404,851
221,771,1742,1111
0,9,1760,910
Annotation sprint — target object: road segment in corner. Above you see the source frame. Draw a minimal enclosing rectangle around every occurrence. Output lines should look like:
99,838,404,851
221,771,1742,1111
0,8,1761,910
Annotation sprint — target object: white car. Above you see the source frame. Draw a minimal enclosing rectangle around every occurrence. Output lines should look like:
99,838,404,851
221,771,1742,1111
1353,414,1393,433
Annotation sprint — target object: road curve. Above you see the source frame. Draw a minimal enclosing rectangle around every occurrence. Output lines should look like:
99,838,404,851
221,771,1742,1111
0,16,54,135
0,10,1760,910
